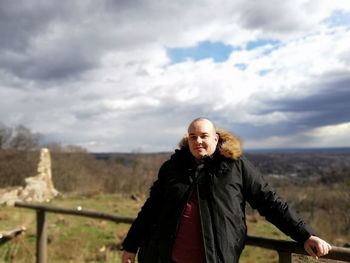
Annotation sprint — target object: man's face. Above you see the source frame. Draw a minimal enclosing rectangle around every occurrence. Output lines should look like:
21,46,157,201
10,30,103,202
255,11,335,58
188,120,219,159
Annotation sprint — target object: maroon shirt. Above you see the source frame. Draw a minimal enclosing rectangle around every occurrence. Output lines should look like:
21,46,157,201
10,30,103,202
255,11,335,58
171,191,206,263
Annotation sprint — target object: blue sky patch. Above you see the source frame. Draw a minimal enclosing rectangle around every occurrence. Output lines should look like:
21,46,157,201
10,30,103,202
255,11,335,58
324,10,350,28
234,63,248,71
167,41,237,64
259,69,272,76
246,39,281,51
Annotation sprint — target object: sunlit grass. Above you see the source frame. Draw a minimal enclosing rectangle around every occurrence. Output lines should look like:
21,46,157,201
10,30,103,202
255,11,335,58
0,193,347,262
0,194,139,262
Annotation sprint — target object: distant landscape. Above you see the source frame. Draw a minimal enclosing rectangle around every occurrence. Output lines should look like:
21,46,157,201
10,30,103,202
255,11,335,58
246,147,350,154
0,140,349,261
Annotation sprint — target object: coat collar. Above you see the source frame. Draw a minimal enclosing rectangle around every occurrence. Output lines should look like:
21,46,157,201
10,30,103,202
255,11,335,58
177,128,242,160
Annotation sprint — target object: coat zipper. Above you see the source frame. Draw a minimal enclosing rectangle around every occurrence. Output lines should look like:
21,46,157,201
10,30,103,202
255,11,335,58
173,170,196,239
172,164,208,261
196,183,209,263
173,164,201,238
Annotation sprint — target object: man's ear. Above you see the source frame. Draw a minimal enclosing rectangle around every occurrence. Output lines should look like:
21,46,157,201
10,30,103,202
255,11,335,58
215,133,219,142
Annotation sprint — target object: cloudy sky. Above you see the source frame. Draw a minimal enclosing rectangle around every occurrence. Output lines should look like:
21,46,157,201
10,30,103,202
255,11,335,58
1,0,350,152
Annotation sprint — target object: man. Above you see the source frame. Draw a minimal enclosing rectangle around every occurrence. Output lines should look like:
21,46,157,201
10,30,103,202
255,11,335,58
122,118,331,263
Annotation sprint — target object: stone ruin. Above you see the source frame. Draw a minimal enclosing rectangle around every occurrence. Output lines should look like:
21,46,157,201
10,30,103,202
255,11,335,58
0,148,59,206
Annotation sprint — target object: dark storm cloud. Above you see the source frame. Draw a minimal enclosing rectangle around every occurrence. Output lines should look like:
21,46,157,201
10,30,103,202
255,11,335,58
0,1,53,51
0,1,114,82
231,72,350,140
0,0,177,83
268,73,350,125
1,47,97,81
237,1,311,33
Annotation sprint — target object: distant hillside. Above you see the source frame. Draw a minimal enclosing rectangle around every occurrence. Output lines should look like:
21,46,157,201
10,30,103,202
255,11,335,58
245,151,350,178
1,148,349,195
93,148,350,179
245,147,350,154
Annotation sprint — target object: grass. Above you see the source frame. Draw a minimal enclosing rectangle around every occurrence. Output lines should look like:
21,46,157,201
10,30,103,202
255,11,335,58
240,214,287,263
0,193,142,263
0,193,345,262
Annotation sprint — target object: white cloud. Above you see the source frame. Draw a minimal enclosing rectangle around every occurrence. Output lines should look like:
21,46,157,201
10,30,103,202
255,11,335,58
0,0,350,151
246,122,350,149
305,123,350,148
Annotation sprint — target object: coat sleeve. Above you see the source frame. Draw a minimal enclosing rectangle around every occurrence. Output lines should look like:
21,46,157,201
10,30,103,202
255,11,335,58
240,157,314,244
121,161,169,253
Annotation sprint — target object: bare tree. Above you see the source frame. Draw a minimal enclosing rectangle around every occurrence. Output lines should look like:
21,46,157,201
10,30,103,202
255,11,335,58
8,125,40,151
0,123,12,149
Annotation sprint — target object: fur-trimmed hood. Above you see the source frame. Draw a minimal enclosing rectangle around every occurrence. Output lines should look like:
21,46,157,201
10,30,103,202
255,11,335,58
178,128,242,160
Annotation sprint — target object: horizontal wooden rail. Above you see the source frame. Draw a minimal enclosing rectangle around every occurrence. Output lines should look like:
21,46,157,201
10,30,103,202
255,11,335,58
246,236,350,262
15,201,350,263
15,201,134,224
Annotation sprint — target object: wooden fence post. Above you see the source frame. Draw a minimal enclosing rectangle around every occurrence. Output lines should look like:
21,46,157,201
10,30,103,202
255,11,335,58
278,251,292,263
36,210,47,263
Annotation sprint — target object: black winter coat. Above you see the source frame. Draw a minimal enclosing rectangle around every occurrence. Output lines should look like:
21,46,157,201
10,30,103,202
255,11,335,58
122,142,314,263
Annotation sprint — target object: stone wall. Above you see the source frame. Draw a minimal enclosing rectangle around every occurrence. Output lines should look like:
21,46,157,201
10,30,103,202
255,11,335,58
0,148,59,206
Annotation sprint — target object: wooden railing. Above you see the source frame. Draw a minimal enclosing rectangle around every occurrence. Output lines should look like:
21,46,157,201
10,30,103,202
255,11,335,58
15,202,350,263
245,236,350,263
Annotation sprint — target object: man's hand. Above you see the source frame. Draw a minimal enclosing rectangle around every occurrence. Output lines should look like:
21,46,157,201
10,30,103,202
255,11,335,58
122,251,136,263
304,236,332,259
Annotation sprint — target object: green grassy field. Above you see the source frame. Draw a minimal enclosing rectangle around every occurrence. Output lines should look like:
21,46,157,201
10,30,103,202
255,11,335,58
0,194,341,262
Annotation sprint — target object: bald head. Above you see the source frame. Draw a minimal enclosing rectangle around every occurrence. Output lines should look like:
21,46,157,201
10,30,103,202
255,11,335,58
188,117,216,134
